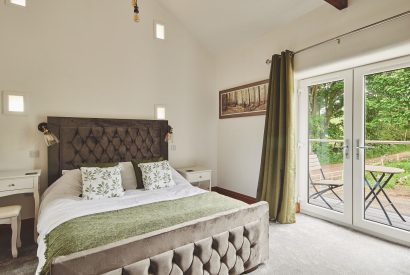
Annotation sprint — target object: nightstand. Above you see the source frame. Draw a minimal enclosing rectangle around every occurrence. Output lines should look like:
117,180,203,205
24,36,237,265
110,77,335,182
177,166,212,191
0,170,41,242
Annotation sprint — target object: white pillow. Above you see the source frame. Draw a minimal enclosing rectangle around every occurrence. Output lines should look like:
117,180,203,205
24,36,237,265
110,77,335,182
63,162,138,190
41,169,83,205
118,162,138,190
80,166,124,200
138,160,176,190
61,169,71,175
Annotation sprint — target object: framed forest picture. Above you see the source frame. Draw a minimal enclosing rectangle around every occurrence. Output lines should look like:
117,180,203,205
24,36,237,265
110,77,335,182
219,80,269,119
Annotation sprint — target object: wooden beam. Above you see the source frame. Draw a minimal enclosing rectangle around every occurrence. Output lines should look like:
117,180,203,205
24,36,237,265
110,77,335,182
324,0,348,10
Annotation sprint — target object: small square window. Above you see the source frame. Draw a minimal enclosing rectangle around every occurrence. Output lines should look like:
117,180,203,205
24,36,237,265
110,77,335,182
2,91,27,115
155,105,166,120
9,95,24,112
8,0,26,7
155,22,165,40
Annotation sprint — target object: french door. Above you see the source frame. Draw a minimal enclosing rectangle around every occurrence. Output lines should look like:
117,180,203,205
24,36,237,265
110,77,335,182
353,56,410,246
299,56,410,246
299,70,353,225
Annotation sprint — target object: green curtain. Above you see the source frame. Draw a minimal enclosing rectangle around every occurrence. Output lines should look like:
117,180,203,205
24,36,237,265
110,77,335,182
257,50,296,224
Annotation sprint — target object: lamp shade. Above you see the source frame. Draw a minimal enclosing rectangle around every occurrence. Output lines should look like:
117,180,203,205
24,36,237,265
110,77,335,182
38,122,59,147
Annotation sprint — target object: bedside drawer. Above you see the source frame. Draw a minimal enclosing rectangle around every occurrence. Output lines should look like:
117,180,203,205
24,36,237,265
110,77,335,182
186,171,211,183
0,178,33,192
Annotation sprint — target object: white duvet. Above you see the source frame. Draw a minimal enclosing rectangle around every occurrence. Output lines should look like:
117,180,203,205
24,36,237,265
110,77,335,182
36,167,206,274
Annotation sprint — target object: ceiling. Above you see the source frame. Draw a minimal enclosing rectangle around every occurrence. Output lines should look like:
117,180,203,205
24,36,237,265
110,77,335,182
156,0,325,54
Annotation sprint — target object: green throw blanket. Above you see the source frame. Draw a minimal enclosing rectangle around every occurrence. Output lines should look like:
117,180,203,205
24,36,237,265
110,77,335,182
41,192,246,275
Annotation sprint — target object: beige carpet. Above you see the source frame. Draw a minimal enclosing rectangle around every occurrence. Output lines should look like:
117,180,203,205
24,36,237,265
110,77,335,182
251,214,410,275
1,214,409,275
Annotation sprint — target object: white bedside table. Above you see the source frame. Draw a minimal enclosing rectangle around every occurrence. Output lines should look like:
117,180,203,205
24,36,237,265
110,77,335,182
0,169,41,242
177,166,212,191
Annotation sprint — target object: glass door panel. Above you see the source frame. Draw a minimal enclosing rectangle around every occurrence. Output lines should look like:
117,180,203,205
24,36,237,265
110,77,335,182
353,56,410,246
308,80,345,212
363,68,410,231
299,70,353,224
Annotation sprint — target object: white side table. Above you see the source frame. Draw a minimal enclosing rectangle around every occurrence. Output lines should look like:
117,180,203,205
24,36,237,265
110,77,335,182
177,166,212,191
0,170,41,242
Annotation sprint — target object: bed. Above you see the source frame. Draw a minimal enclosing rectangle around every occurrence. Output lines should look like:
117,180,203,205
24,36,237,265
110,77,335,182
37,117,269,275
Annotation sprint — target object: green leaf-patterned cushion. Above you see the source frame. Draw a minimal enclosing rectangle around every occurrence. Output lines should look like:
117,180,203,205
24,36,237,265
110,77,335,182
80,166,124,200
138,160,175,191
131,157,163,189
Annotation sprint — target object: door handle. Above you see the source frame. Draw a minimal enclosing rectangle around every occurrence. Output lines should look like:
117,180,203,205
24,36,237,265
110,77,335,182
343,139,350,159
355,139,374,159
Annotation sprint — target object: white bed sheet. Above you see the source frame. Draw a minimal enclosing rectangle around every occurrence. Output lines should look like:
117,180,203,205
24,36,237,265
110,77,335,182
36,167,206,274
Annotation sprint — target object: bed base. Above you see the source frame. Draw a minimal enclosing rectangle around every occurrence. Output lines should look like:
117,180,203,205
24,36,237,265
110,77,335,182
51,202,269,275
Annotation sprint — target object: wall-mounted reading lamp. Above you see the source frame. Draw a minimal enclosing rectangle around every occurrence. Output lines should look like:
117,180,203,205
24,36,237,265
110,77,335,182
37,122,59,147
165,125,173,143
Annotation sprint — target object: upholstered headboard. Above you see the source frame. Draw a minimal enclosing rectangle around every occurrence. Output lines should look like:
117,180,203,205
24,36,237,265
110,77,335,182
47,117,168,185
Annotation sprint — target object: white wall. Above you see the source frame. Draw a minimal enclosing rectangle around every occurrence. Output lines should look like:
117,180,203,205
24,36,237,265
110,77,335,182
216,0,410,197
2,0,410,219
0,0,218,219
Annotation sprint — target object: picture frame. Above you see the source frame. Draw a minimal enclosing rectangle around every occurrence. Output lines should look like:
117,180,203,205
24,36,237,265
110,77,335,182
219,80,269,119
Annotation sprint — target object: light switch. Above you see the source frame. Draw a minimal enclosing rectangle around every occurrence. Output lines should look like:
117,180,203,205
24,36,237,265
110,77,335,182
29,150,39,158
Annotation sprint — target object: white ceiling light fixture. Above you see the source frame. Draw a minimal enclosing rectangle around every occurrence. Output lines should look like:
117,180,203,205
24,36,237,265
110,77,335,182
6,0,27,7
154,21,165,40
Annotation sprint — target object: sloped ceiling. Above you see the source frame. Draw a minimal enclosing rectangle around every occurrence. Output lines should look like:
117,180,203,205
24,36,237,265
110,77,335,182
156,0,325,54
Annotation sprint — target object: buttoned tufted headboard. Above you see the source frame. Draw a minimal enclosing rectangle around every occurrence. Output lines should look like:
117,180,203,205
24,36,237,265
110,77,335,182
47,117,168,185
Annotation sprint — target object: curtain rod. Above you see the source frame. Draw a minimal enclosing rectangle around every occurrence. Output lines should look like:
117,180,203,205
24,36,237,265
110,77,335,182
266,10,410,64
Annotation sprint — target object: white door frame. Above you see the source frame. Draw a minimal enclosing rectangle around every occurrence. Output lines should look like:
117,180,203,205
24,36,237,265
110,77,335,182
298,69,353,225
353,55,410,247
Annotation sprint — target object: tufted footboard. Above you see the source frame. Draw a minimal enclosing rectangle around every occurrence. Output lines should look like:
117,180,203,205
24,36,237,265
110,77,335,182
51,201,269,275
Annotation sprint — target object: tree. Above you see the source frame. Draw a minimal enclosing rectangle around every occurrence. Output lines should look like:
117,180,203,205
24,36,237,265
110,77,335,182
309,80,344,140
308,67,410,164
365,68,410,141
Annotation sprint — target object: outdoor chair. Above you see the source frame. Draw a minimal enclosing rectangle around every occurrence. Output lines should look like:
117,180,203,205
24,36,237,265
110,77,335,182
309,154,343,210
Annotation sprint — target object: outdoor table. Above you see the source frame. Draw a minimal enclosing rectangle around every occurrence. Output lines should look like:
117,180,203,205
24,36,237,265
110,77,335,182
364,165,406,226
